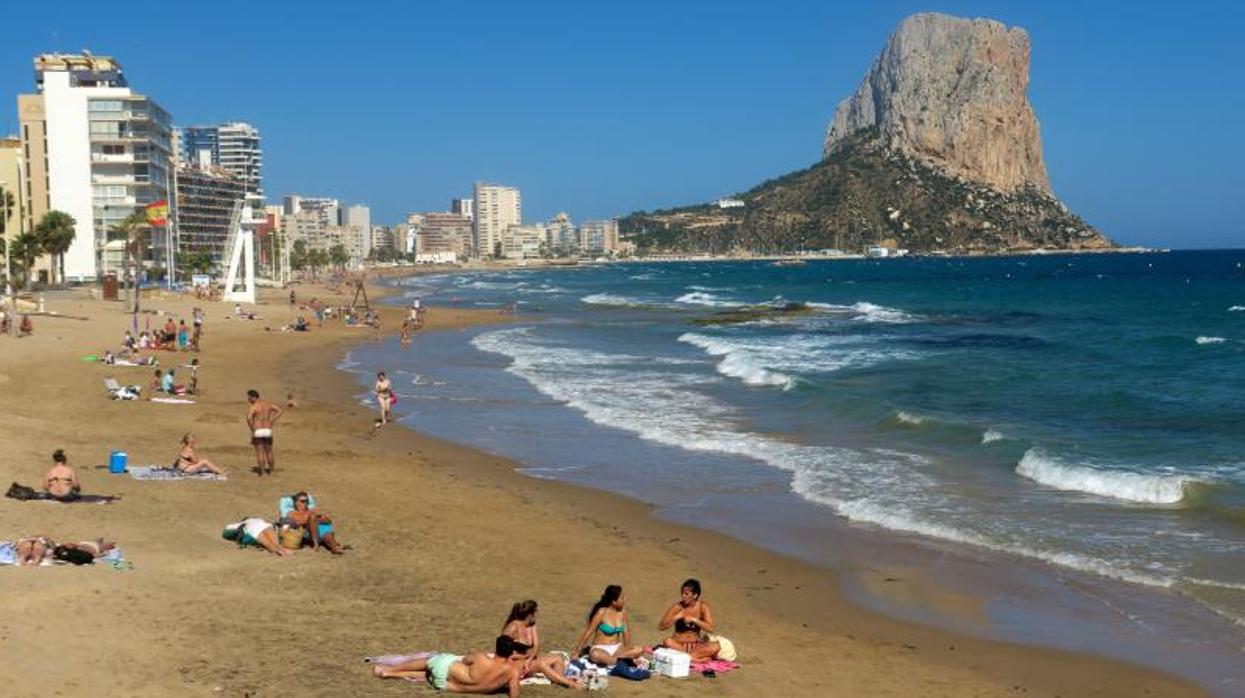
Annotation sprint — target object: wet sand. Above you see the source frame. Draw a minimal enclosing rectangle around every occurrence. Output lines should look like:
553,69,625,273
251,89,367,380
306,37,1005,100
0,283,1203,696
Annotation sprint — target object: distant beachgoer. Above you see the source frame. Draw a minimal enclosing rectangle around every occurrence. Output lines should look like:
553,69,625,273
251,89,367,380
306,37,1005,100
44,449,81,502
15,536,53,566
188,359,200,394
658,578,720,660
574,584,645,666
502,600,582,689
289,290,296,308
246,389,284,476
372,635,528,695
374,371,393,425
222,517,290,556
152,369,164,393
176,434,225,475
192,307,204,350
285,392,298,409
161,369,179,394
52,538,116,565
283,490,343,554
162,318,177,348
123,330,137,352
19,314,32,337
139,331,152,349
399,318,412,348
177,320,189,350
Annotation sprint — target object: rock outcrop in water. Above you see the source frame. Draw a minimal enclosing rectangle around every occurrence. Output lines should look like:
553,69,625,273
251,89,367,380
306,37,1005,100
824,13,1048,193
621,13,1113,255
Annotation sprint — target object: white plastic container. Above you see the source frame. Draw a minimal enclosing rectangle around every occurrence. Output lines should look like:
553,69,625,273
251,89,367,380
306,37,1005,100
652,648,691,678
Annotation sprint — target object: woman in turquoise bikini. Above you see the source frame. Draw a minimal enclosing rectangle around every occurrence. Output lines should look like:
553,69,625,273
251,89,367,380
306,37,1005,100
573,584,645,666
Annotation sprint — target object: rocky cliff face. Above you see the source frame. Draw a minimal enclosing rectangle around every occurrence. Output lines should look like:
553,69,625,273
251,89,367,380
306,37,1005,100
824,13,1048,193
622,13,1113,255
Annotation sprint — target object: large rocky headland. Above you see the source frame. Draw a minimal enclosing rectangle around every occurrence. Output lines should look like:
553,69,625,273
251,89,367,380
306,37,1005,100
623,12,1113,255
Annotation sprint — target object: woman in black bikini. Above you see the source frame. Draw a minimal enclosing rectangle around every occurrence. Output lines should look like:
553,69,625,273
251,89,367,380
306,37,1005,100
658,578,721,661
175,433,225,475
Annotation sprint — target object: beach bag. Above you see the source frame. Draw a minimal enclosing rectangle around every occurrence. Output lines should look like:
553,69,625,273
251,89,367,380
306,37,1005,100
609,659,651,681
279,526,304,550
710,634,737,661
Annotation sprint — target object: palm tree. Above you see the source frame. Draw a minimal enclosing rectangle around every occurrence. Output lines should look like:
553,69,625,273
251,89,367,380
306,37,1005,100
112,212,149,311
34,210,76,285
11,232,44,290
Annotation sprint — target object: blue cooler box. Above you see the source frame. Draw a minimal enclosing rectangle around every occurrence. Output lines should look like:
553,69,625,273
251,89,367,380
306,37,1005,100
109,451,128,474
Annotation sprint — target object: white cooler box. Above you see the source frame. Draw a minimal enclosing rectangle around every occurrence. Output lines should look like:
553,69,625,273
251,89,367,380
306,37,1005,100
652,648,691,678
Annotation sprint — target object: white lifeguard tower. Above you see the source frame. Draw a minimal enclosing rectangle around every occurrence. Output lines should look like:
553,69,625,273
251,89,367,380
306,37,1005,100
221,202,256,304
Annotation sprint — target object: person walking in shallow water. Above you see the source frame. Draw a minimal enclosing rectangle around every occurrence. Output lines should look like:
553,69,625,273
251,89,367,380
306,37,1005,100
374,371,393,426
246,389,284,476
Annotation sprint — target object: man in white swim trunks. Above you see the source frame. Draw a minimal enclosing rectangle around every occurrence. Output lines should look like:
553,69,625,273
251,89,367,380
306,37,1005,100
373,635,527,695
246,389,284,476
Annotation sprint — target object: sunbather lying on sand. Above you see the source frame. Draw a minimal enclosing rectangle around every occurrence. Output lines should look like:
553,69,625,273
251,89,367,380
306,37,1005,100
658,578,721,661
52,538,116,565
574,585,646,666
502,600,584,689
373,635,528,696
15,536,53,565
175,434,225,475
222,518,290,556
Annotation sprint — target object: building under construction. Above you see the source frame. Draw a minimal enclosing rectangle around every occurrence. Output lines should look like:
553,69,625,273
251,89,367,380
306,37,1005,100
174,163,245,266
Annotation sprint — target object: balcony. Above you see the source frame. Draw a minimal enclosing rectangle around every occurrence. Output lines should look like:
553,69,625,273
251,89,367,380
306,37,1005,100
92,174,149,185
91,152,136,164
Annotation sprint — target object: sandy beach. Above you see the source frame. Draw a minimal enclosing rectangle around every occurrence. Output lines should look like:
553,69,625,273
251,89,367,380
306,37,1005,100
0,282,1204,697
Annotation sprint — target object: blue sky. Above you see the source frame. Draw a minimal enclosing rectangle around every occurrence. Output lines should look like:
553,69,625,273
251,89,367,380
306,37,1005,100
2,1,1242,248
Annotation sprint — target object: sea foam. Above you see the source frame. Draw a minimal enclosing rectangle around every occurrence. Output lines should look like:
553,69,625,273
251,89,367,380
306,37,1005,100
675,291,745,308
678,333,795,389
1195,336,1226,345
1016,450,1190,504
981,429,1006,444
1228,306,1244,312
581,293,643,307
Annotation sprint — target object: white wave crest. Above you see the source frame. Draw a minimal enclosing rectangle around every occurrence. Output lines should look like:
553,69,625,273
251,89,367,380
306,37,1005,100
674,291,745,308
1195,336,1226,345
687,285,735,292
581,293,643,307
981,429,1006,444
678,333,795,389
1016,450,1191,504
1228,306,1244,312
851,302,916,323
895,411,927,425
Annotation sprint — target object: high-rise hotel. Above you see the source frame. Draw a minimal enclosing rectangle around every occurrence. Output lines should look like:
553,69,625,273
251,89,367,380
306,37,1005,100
179,122,263,207
472,182,520,258
17,53,172,281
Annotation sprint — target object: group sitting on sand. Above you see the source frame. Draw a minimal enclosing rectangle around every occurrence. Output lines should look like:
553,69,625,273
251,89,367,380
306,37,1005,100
372,580,734,692
222,490,346,556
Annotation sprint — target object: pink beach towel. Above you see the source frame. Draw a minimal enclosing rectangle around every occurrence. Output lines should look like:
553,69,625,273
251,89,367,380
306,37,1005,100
691,659,740,674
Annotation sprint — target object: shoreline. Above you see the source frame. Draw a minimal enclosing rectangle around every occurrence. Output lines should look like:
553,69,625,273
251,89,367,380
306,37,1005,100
0,282,1205,696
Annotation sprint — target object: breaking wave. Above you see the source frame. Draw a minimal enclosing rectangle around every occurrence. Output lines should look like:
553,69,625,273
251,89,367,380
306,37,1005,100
1016,450,1192,505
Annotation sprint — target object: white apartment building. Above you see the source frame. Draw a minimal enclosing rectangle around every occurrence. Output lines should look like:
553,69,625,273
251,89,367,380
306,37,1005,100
450,197,473,221
579,219,621,257
545,211,576,256
501,224,544,260
472,182,521,258
18,53,173,281
344,204,371,262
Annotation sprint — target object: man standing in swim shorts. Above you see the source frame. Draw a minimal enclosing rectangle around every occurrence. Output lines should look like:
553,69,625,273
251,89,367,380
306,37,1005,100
246,389,283,476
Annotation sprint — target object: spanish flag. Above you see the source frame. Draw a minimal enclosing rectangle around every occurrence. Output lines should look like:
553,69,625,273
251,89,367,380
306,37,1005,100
145,199,169,226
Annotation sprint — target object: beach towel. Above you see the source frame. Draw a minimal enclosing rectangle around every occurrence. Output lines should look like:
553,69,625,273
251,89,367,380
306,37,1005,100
364,651,433,684
151,397,195,404
129,465,226,481
0,542,125,566
6,486,119,504
691,659,740,674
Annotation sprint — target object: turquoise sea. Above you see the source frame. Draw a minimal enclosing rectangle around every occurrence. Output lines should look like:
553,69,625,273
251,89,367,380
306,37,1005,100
345,250,1245,691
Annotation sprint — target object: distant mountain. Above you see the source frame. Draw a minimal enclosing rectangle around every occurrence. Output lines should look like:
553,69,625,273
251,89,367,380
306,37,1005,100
623,13,1112,255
